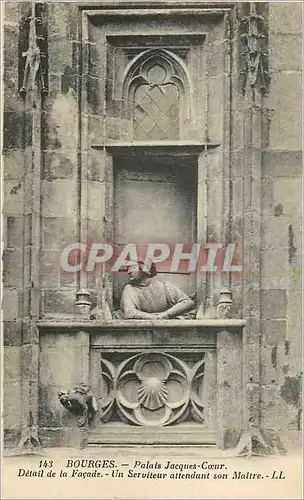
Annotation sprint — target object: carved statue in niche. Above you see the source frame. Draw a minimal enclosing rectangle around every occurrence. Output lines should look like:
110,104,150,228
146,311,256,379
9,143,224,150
119,260,196,320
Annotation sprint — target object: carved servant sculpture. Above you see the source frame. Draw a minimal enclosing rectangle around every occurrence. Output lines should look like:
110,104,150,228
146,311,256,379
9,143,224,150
120,260,195,319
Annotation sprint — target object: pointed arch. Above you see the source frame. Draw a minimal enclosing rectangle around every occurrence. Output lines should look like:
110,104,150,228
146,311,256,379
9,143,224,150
122,49,192,140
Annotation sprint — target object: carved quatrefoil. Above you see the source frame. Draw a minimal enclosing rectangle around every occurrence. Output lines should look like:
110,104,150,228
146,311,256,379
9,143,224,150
99,352,205,426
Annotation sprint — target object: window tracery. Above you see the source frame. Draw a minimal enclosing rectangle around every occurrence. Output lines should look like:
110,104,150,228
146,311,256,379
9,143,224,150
122,49,191,140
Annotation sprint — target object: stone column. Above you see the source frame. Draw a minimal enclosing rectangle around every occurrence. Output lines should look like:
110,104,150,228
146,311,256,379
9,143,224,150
217,328,243,449
17,3,48,454
74,330,90,385
216,292,243,448
233,3,285,455
72,330,91,448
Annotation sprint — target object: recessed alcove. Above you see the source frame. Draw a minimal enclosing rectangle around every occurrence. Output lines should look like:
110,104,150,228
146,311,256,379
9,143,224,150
91,142,221,307
113,152,198,304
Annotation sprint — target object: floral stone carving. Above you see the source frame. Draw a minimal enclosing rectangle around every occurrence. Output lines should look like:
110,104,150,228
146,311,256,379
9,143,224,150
99,352,205,426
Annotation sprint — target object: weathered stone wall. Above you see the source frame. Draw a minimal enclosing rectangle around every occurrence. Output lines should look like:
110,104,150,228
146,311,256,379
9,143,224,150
41,3,80,315
3,1,83,446
39,329,90,447
260,3,302,432
3,3,27,445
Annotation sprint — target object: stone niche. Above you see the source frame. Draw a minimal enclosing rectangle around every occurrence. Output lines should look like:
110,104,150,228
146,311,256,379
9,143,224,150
82,6,228,310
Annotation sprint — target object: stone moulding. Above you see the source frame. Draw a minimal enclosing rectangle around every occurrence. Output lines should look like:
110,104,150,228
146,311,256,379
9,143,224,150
37,318,247,329
92,141,222,156
83,7,232,18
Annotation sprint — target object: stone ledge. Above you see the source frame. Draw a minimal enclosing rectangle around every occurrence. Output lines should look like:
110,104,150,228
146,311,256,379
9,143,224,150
92,141,222,156
37,318,246,330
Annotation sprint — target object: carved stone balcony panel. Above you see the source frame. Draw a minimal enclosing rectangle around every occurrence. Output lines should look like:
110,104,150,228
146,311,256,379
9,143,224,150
38,319,245,448
98,351,207,426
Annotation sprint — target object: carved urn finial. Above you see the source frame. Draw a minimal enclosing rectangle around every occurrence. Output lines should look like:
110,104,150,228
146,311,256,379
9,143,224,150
76,289,91,317
217,288,233,319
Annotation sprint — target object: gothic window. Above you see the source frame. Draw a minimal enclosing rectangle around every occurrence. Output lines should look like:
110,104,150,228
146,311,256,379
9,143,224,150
123,49,190,141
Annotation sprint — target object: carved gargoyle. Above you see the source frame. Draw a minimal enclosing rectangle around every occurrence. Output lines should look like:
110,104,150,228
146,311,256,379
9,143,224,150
58,383,98,427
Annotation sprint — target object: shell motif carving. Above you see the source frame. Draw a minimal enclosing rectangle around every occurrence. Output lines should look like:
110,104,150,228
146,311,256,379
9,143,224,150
98,352,205,426
138,378,168,410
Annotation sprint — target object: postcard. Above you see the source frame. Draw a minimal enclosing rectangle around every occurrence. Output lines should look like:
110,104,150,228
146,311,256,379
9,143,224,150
1,1,302,499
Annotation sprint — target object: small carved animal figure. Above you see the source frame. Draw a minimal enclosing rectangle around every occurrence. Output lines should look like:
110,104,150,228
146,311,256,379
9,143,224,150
58,383,98,426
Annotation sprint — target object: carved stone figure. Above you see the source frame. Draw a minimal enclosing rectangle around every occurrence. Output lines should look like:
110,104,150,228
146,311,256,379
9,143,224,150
58,383,98,448
120,260,195,319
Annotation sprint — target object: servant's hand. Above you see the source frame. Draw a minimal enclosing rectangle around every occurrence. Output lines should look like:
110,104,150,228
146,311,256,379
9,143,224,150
153,311,169,319
144,313,161,319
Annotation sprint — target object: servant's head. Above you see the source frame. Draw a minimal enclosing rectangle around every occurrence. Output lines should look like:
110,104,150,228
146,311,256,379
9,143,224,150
127,259,157,284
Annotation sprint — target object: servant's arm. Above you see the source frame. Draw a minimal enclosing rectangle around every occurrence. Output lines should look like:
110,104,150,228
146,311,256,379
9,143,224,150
120,285,156,319
157,282,195,319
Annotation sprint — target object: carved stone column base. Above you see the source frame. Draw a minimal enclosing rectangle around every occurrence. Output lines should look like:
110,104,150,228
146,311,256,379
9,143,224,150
233,429,286,457
216,288,233,319
16,425,44,456
75,289,91,317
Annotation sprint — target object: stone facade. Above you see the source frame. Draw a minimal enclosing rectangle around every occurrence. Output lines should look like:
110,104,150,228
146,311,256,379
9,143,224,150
2,1,302,450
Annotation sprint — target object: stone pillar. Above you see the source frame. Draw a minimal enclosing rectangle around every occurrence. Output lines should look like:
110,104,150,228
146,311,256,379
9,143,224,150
17,3,48,454
217,328,243,449
3,1,25,449
39,327,91,448
217,288,233,319
233,3,285,455
71,330,91,448
74,330,90,384
216,291,243,448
